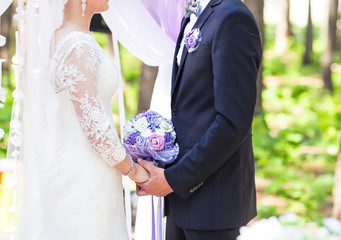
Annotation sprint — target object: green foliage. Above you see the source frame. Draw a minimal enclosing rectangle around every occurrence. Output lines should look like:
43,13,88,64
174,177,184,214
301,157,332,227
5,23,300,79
0,73,14,158
257,204,279,219
254,24,341,222
116,44,142,121
0,23,340,225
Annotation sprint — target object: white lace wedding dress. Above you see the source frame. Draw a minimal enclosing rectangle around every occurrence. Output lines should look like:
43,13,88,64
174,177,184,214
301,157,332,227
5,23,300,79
42,31,129,240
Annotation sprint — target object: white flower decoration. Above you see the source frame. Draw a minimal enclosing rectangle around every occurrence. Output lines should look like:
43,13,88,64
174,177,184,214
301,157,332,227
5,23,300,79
0,128,4,139
160,120,173,133
0,35,6,47
141,128,152,138
323,217,341,235
134,117,149,132
0,86,6,103
155,128,165,137
10,135,22,147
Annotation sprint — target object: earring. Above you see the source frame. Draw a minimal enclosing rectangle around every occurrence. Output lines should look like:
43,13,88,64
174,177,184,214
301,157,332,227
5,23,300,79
81,0,86,17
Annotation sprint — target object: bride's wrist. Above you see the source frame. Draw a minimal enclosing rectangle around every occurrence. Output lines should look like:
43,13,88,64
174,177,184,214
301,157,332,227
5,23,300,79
128,163,137,181
122,154,134,177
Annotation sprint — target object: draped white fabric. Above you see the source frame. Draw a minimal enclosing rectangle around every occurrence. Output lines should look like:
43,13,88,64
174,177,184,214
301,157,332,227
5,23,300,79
102,0,177,239
0,0,13,16
102,0,175,119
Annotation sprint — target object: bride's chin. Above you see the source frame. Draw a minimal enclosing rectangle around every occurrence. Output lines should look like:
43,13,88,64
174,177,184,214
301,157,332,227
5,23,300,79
94,9,108,15
98,5,109,13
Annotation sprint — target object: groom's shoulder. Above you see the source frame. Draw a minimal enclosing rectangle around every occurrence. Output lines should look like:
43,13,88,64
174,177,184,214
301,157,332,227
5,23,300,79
215,0,254,19
213,0,257,27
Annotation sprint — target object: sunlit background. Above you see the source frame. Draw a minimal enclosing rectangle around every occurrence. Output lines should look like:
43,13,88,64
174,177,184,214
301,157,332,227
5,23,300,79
1,0,341,239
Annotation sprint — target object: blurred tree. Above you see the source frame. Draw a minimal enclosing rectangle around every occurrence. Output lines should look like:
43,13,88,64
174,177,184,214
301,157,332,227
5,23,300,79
322,0,338,91
0,5,13,87
137,64,158,113
244,0,264,115
274,0,291,55
333,142,341,220
303,0,313,65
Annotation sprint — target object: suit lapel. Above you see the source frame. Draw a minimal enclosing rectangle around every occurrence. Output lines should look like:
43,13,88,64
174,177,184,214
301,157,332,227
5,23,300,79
171,17,190,87
171,0,223,97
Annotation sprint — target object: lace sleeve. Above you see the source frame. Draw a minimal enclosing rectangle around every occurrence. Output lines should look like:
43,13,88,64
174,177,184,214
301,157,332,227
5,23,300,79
56,41,126,167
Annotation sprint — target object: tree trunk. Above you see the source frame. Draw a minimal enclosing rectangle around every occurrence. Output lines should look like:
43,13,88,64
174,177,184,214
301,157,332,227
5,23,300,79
137,64,158,113
0,4,13,87
275,0,290,55
303,0,313,65
285,0,291,37
244,0,264,115
333,141,341,220
322,0,338,91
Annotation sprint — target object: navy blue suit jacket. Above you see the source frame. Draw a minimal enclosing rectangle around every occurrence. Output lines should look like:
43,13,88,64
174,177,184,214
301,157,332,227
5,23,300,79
164,0,262,230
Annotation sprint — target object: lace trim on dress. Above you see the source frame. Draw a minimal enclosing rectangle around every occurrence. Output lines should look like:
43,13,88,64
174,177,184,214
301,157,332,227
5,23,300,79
53,32,126,167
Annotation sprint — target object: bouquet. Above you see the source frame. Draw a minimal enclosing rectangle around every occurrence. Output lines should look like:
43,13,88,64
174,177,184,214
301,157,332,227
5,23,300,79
123,110,179,167
123,110,179,240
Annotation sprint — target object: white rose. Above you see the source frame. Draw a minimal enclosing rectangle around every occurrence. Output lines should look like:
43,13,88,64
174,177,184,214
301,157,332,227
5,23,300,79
141,128,152,138
134,117,149,132
160,120,173,133
125,123,136,134
155,128,165,137
123,123,137,140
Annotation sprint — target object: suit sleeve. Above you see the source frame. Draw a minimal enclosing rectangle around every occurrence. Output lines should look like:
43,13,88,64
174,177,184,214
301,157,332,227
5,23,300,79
164,11,262,200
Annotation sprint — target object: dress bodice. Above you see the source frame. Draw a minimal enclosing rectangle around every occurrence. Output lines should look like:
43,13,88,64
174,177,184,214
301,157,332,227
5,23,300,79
50,31,126,167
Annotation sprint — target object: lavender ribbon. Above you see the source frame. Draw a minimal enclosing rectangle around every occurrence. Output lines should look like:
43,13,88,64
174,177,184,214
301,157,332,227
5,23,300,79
151,196,163,240
124,143,179,167
152,197,156,240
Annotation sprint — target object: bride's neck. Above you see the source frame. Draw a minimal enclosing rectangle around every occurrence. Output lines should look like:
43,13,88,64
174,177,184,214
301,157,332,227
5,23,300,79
61,1,93,33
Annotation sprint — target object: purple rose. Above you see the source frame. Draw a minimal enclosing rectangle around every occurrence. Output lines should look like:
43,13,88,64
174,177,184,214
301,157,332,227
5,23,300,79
149,134,165,151
135,135,148,149
184,28,202,53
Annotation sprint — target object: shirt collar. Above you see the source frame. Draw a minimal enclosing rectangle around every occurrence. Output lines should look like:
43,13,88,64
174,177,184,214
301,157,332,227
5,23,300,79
200,0,210,11
189,0,210,20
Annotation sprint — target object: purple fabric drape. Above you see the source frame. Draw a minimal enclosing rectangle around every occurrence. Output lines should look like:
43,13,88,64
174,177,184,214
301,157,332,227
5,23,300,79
141,0,187,42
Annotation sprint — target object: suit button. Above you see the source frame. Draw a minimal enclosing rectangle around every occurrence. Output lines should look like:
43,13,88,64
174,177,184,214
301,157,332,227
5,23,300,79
172,108,178,115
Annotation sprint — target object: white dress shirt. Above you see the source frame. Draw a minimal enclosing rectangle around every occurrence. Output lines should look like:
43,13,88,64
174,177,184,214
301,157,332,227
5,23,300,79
177,0,210,66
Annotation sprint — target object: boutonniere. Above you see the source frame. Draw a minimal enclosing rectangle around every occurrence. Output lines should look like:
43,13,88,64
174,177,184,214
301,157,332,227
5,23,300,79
184,28,202,53
185,0,201,18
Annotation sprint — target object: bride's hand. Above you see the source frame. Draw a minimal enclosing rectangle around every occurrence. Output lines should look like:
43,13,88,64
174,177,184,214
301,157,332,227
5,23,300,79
129,162,149,183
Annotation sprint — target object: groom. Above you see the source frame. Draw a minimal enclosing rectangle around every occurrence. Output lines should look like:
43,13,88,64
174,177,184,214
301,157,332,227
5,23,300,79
137,0,262,239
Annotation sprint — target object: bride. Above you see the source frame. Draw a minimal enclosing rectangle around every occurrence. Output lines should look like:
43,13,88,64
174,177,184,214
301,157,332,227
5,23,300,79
18,0,149,239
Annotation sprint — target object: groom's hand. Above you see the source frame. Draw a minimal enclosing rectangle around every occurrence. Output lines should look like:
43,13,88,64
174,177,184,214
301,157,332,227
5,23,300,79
136,159,173,197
